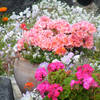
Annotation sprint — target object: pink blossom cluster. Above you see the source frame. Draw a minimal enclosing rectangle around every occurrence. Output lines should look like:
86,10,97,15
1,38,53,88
37,81,50,97
37,81,63,100
70,64,98,90
71,21,96,48
47,84,63,100
17,16,96,54
35,62,65,81
35,68,47,81
47,62,65,72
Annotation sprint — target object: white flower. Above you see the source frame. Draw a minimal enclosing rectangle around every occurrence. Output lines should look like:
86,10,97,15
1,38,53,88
13,44,18,52
19,12,24,17
97,65,100,69
52,59,60,62
26,11,31,18
21,91,33,100
33,54,37,58
23,8,30,14
73,55,80,63
61,56,71,65
10,12,18,19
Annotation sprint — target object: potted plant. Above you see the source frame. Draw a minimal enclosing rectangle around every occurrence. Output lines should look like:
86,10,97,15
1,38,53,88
15,15,96,93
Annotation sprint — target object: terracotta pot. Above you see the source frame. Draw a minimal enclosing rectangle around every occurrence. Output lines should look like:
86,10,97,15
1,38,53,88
14,58,39,93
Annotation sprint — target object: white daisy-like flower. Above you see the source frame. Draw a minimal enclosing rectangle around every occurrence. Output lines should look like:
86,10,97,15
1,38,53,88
73,55,80,63
21,91,33,100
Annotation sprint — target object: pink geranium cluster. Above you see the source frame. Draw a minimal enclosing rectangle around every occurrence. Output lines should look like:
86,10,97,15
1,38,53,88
35,68,47,81
47,62,65,72
37,82,63,100
70,64,98,90
35,62,65,81
37,81,50,97
36,62,64,100
17,16,96,55
47,84,63,100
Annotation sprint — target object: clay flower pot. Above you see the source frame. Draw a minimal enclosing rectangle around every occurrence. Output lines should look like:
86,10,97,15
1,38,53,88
14,58,39,93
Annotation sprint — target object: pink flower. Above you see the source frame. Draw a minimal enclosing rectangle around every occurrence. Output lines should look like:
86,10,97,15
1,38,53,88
48,84,63,100
70,80,80,88
76,64,94,80
35,68,47,81
83,76,98,90
83,82,90,90
37,81,50,97
17,38,25,51
17,16,96,52
47,62,65,72
73,64,99,90
71,21,96,49
82,64,94,74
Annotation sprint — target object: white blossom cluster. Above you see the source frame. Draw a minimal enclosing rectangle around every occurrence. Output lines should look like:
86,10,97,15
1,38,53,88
21,89,42,100
0,0,100,43
0,0,100,66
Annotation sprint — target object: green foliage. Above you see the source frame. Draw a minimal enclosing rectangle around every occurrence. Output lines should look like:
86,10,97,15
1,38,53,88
21,46,61,64
0,59,5,75
43,69,100,100
83,49,100,61
48,69,67,84
92,73,100,85
0,38,6,75
94,88,100,100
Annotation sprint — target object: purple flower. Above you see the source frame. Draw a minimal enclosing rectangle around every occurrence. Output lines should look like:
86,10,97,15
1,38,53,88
67,52,74,58
38,62,49,70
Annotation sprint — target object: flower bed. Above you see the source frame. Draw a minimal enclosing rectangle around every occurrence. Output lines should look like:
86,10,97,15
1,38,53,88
0,0,100,99
21,62,100,100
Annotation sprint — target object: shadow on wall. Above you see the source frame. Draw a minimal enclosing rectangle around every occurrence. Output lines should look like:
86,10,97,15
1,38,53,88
77,0,100,8
0,0,75,14
0,0,39,14
77,0,93,6
0,0,100,14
